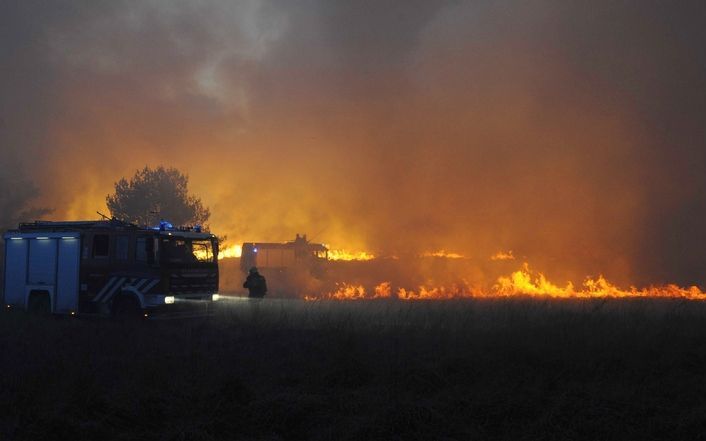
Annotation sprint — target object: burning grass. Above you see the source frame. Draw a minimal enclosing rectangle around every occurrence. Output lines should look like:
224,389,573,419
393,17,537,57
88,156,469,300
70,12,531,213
326,249,376,261
2,298,706,440
303,263,706,301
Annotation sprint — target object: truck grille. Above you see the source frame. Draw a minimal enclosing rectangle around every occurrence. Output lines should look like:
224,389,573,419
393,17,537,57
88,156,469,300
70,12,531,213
169,270,218,294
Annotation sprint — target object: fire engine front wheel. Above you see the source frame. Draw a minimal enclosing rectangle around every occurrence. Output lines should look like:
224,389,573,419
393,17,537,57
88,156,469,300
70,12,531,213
111,295,142,319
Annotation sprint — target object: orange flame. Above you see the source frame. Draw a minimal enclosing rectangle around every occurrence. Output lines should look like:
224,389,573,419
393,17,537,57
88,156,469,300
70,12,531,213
397,283,482,300
327,249,376,261
374,282,392,298
304,282,392,300
419,250,465,259
218,244,242,259
490,250,515,261
302,263,706,301
494,263,706,300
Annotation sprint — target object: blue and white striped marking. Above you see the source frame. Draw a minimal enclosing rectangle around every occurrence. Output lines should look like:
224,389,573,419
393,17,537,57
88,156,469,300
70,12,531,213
93,277,160,303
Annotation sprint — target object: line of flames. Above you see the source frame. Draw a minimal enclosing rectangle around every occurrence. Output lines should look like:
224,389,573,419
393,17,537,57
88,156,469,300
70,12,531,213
419,250,465,259
305,263,706,301
218,246,474,261
327,249,376,261
217,245,375,261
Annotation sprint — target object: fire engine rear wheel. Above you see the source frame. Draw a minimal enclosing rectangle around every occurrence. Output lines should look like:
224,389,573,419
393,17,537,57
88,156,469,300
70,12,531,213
112,295,142,319
28,292,51,314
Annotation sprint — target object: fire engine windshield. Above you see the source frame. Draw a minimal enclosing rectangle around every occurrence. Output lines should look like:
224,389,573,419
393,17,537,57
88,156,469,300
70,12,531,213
164,238,216,263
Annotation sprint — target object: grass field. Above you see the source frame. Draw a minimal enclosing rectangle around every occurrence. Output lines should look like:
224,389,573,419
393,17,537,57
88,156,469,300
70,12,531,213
2,297,706,440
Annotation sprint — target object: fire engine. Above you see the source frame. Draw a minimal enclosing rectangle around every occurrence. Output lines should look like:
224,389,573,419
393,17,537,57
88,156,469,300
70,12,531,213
2,219,219,317
239,234,328,296
240,234,328,275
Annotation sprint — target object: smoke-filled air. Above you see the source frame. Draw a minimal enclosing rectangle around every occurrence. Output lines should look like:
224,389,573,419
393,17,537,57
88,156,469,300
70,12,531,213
2,1,706,297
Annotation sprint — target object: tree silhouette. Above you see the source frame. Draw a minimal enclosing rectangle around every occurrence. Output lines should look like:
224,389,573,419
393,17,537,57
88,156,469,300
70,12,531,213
106,166,210,227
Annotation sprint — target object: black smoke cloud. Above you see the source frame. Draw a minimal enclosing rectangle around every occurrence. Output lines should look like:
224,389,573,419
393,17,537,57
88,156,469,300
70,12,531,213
1,1,705,285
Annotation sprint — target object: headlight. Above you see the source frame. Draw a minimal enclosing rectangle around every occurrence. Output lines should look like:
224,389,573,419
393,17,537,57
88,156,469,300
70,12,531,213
212,294,220,301
164,296,175,304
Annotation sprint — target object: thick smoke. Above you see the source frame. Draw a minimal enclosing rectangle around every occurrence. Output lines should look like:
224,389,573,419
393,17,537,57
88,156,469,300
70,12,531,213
0,3,55,228
1,1,705,286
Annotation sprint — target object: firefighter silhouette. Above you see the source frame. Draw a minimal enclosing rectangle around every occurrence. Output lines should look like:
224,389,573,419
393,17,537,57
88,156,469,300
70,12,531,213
243,267,267,298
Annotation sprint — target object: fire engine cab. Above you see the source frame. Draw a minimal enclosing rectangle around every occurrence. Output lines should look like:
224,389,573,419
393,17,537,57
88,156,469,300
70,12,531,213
2,219,219,317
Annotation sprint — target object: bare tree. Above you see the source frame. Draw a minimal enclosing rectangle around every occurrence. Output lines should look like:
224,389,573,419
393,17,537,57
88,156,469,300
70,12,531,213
106,166,210,227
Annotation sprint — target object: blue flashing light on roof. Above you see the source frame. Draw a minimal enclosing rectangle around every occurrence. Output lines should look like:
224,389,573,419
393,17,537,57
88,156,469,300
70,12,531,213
194,225,202,233
158,220,174,231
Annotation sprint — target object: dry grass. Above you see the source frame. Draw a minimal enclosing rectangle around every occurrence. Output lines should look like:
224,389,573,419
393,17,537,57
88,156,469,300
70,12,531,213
2,297,706,440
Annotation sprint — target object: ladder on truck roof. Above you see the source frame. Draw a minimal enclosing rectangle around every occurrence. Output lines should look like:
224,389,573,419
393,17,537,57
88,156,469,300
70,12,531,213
16,219,138,232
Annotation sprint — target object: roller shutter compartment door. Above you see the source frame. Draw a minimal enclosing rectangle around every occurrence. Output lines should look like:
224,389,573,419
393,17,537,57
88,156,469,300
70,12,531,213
56,238,80,313
3,239,28,305
28,238,57,286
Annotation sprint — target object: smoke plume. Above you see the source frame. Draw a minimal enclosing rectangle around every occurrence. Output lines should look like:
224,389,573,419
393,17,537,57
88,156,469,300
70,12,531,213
1,1,705,285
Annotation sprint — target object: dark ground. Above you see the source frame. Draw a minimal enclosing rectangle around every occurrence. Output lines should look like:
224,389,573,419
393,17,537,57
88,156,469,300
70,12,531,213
2,297,706,441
